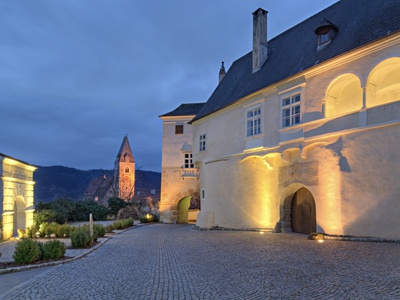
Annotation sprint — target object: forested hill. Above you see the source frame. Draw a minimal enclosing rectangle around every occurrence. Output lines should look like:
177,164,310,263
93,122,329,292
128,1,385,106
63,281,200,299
34,165,161,203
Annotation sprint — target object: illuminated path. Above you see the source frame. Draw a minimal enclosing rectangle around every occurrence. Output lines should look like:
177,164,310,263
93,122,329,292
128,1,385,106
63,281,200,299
1,224,400,299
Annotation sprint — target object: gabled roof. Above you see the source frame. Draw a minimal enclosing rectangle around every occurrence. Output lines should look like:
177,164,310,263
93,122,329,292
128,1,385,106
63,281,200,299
192,0,400,122
160,103,206,118
116,136,134,163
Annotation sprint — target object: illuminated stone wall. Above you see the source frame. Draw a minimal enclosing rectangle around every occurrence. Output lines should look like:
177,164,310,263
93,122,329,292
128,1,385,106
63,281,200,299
1,156,36,240
159,115,200,223
193,36,400,238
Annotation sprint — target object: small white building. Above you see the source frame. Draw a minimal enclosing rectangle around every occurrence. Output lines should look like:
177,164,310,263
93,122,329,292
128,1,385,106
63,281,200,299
0,153,36,239
159,103,205,223
191,0,400,239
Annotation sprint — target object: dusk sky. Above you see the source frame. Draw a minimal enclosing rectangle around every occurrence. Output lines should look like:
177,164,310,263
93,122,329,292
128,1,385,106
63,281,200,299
1,0,338,172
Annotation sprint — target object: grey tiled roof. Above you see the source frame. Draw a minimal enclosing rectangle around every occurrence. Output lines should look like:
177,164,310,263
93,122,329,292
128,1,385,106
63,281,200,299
192,0,400,122
160,103,206,117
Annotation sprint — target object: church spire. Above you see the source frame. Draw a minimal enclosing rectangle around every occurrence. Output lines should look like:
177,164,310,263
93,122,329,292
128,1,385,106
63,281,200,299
115,135,135,164
114,135,136,201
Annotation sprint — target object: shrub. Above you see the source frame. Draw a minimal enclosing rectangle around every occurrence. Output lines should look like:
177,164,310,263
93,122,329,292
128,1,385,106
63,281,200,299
42,240,66,260
94,224,106,238
35,209,58,226
108,197,127,215
105,224,115,233
17,228,26,239
152,214,160,223
57,224,71,238
44,222,59,237
71,227,91,248
25,225,37,239
125,218,134,226
72,200,109,222
113,220,125,229
13,239,41,264
140,214,157,223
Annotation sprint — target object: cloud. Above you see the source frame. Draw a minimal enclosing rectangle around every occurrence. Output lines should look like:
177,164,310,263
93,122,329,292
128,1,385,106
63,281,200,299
0,0,338,171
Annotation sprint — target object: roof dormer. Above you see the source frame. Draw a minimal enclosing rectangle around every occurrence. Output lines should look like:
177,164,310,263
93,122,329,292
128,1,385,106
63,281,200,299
314,18,338,50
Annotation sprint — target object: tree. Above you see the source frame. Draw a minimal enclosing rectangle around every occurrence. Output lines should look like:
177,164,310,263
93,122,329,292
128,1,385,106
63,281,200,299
108,197,128,216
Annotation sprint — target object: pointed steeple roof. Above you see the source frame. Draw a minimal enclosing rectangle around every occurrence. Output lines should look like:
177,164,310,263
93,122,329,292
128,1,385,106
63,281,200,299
115,135,135,163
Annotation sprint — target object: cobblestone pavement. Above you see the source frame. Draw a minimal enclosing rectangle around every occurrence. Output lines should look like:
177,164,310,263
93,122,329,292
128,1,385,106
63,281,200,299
1,224,400,300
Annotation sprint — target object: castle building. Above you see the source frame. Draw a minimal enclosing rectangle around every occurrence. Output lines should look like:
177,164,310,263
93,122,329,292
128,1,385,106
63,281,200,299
0,153,36,239
159,103,205,223
191,0,400,239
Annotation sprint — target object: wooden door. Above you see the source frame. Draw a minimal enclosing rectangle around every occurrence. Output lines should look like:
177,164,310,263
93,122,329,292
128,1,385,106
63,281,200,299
291,188,316,234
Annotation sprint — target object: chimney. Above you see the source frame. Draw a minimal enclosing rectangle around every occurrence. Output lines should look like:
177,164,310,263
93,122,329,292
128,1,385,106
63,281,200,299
219,61,226,83
252,8,268,73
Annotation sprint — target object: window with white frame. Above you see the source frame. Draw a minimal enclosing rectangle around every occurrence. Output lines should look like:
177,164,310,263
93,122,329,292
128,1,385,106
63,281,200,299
246,107,262,137
281,93,301,128
184,153,194,168
199,134,206,152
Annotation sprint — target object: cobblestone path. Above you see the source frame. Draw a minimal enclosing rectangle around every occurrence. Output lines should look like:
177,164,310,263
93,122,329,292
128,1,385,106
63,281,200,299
1,224,400,299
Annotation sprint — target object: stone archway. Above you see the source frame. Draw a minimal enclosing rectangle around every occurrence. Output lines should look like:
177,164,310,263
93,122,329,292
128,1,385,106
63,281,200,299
291,188,316,234
14,196,26,236
178,196,191,223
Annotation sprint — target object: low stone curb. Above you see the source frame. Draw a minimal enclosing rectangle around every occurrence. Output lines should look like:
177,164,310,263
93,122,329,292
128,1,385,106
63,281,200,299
322,235,400,243
308,232,400,243
193,225,273,232
0,224,143,275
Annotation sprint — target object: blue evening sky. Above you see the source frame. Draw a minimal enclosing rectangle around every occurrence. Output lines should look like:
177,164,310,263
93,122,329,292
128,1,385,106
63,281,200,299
0,0,337,171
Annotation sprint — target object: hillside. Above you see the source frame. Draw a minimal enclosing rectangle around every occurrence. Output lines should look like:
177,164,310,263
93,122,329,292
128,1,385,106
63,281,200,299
34,165,161,203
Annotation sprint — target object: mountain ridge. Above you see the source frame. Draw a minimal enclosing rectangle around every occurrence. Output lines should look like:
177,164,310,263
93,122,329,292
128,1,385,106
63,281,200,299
34,165,161,203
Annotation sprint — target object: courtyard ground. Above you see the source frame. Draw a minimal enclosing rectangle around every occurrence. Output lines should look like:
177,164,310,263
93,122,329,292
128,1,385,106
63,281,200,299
1,223,400,299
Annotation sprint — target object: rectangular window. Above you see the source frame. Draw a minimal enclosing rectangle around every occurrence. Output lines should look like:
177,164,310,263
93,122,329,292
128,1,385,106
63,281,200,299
318,28,330,46
199,134,206,152
281,93,301,128
201,189,205,200
175,125,183,134
184,153,194,168
246,107,262,137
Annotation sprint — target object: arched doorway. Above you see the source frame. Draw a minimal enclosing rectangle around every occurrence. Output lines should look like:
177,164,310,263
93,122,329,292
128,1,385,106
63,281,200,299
178,196,191,223
14,196,26,236
291,188,316,234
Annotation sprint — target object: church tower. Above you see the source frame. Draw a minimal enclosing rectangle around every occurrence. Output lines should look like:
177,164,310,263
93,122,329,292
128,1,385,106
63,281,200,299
114,135,135,201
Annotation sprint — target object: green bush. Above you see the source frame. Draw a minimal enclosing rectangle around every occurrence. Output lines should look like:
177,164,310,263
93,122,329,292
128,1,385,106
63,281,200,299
57,224,71,238
94,224,106,238
72,200,109,222
13,239,42,264
113,218,134,228
71,227,91,248
42,240,66,260
44,222,59,237
108,197,127,215
105,224,115,233
125,218,134,226
35,209,58,227
113,220,124,229
25,225,37,239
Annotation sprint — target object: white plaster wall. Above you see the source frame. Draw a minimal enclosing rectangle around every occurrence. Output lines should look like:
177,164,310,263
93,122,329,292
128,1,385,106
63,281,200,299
161,117,194,168
193,39,400,237
160,115,200,223
200,156,279,229
340,126,400,239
